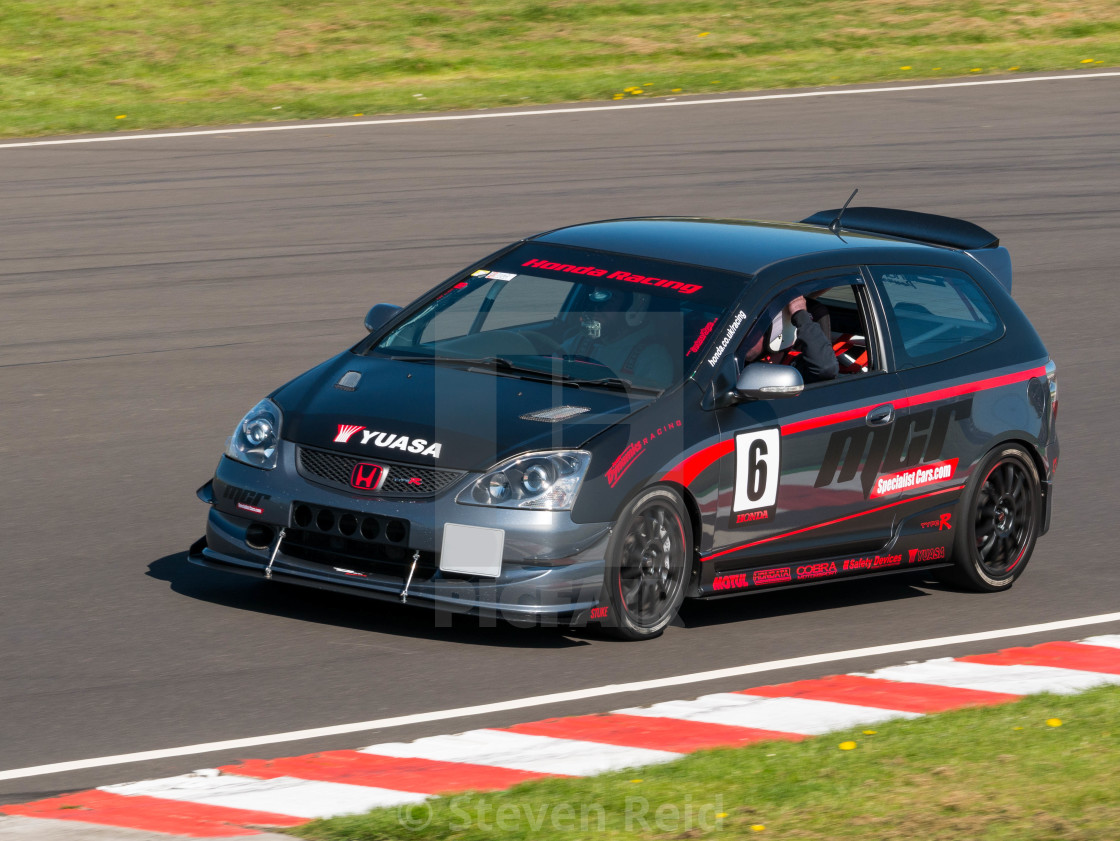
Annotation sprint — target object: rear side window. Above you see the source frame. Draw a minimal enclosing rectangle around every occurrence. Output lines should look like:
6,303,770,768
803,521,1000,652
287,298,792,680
870,265,1003,366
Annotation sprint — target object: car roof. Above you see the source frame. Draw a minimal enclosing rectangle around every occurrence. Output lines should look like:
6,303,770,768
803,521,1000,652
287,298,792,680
533,217,942,277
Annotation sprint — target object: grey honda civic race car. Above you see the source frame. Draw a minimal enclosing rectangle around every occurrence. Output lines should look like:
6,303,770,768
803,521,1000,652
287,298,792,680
191,205,1058,640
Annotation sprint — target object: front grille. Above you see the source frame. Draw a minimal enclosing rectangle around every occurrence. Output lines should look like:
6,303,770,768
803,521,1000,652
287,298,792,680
284,501,435,580
297,446,465,497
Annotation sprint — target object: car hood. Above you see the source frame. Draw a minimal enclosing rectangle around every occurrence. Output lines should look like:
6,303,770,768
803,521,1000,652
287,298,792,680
275,353,650,472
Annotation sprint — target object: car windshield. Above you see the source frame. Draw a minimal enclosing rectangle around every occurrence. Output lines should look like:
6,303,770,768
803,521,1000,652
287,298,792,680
366,244,746,392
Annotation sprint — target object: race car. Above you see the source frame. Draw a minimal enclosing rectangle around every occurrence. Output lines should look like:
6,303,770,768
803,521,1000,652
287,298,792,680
190,205,1058,640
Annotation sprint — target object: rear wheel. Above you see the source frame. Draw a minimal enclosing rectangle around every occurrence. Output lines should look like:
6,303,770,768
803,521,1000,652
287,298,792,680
601,486,692,640
947,445,1041,591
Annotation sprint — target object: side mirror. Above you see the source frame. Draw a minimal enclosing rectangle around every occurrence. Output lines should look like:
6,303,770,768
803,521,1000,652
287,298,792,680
735,363,804,400
364,303,402,333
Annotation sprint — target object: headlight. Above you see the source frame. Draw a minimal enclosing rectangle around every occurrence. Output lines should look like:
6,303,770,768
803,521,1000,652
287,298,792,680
225,399,282,469
457,451,591,510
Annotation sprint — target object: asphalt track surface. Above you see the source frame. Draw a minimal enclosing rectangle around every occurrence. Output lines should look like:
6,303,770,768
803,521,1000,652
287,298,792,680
1,72,1118,806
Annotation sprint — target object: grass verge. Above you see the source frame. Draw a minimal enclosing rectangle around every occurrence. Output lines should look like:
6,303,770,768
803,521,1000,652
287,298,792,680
1,0,1119,138
289,685,1120,840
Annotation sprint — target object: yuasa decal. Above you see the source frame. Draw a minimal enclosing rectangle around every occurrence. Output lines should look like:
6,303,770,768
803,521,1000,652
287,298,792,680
520,259,702,294
707,310,747,367
686,319,718,356
590,606,609,620
842,553,902,571
223,485,271,515
753,567,792,586
815,398,972,497
334,424,365,443
734,428,780,516
350,462,385,491
871,459,958,499
908,546,947,564
606,420,682,487
712,573,749,591
796,561,838,580
921,513,953,531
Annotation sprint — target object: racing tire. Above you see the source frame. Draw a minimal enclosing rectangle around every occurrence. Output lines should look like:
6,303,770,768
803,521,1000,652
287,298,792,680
600,486,692,640
945,444,1041,592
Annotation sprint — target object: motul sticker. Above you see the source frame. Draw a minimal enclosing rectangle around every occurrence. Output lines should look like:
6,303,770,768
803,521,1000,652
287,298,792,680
870,458,958,499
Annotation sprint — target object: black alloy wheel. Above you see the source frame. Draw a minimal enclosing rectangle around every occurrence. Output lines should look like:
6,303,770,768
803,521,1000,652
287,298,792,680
602,486,692,640
948,445,1041,591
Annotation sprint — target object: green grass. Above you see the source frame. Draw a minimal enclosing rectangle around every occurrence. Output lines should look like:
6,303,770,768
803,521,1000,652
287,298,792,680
289,686,1120,840
1,0,1119,138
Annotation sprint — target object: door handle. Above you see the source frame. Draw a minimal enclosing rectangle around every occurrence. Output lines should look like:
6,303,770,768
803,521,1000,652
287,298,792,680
865,404,894,426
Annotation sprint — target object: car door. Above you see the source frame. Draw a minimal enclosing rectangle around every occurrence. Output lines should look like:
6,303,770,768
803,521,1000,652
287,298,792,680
705,272,909,583
865,264,1013,518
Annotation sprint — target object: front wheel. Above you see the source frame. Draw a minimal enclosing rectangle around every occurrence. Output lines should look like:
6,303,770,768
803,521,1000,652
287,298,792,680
946,445,1041,592
601,486,692,640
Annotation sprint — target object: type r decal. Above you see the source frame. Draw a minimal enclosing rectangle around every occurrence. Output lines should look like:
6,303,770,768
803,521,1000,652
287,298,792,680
733,428,780,521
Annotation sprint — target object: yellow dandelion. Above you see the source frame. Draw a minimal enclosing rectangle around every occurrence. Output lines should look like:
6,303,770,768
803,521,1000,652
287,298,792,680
711,80,721,84
1046,718,1062,727
1008,66,1020,71
717,812,728,818
672,88,682,92
970,68,982,72
933,66,942,70
698,32,710,37
863,730,877,735
900,65,912,70
1080,58,1095,64
115,114,126,119
612,94,624,99
1013,726,1024,730
839,741,857,750
352,113,363,117
751,825,766,832
630,779,643,783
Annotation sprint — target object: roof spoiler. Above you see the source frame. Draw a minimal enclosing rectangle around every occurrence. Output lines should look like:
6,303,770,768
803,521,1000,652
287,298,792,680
800,206,1012,292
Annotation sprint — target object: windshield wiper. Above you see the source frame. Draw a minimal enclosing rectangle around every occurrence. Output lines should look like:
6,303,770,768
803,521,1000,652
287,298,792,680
565,376,662,395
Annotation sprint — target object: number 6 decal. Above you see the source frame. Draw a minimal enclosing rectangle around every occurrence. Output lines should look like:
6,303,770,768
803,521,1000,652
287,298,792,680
733,428,780,513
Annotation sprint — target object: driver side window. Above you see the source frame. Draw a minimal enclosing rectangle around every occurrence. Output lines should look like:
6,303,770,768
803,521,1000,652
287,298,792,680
736,276,880,385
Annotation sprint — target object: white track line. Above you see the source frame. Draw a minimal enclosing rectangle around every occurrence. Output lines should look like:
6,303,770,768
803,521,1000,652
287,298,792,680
615,692,919,735
102,773,428,818
361,729,678,776
1,72,1117,150
2,610,1119,782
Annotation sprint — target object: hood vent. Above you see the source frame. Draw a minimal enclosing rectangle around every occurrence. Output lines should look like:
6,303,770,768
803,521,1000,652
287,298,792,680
520,406,591,423
334,371,362,391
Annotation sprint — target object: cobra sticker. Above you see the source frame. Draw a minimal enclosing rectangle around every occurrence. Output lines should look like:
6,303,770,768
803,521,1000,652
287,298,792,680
732,428,780,526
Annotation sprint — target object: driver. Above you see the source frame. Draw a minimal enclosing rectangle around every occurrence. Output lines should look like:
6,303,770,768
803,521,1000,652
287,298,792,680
562,287,674,388
743,294,838,384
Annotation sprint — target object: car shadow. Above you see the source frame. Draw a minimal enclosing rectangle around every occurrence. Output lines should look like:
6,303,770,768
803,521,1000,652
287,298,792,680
147,552,591,649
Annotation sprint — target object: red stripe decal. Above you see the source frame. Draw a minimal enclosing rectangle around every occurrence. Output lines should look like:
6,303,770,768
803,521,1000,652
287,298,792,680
0,790,301,836
504,713,803,752
701,485,961,561
661,365,1045,486
742,674,1020,713
661,439,733,486
224,750,557,792
958,642,1120,676
782,365,1046,436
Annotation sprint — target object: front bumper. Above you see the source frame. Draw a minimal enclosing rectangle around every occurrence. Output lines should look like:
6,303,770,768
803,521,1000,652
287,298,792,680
189,453,612,623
